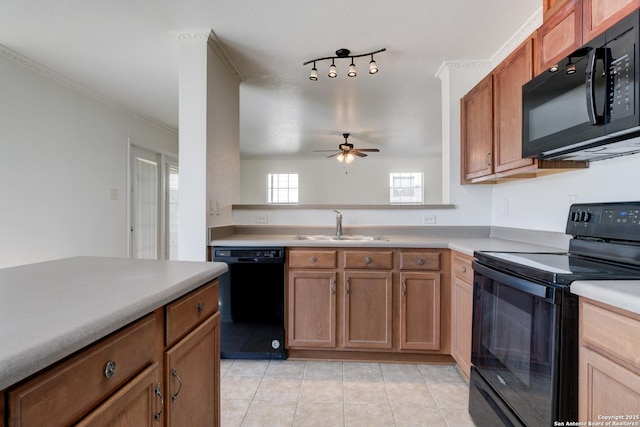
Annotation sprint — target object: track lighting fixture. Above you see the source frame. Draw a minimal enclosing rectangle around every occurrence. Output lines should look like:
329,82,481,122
304,48,386,80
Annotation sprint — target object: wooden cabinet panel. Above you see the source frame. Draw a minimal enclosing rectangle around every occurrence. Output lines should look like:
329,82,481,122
76,363,162,426
399,272,441,351
452,253,473,283
451,277,473,380
579,346,640,421
344,250,393,269
166,280,218,347
493,38,535,173
584,0,640,41
287,271,337,348
288,249,337,269
538,0,582,73
343,271,393,349
581,300,640,369
164,312,219,427
8,315,156,427
461,74,494,182
399,251,440,270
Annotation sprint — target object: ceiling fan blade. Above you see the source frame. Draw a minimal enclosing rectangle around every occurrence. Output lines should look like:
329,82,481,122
327,152,341,158
353,151,368,157
354,148,380,152
314,149,340,152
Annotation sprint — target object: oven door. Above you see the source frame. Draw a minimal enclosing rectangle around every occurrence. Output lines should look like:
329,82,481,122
470,261,562,427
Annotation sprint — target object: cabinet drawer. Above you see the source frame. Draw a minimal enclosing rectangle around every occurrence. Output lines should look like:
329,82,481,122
288,250,337,269
344,251,393,269
166,280,219,347
8,314,156,427
581,299,640,369
400,251,440,270
452,253,473,283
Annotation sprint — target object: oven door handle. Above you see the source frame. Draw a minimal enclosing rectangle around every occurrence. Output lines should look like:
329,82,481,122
472,261,557,301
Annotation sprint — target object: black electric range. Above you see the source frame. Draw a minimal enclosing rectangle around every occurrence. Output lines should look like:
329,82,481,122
469,202,640,427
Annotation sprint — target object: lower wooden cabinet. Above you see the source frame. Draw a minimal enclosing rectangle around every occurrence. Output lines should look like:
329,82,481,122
399,272,440,351
165,312,220,427
344,271,393,350
287,270,337,348
286,248,449,358
76,363,162,427
579,298,640,422
4,280,221,427
450,252,474,380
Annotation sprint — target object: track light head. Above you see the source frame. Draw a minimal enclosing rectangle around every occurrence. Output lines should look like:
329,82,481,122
369,55,378,74
328,59,337,78
309,62,318,81
348,59,357,77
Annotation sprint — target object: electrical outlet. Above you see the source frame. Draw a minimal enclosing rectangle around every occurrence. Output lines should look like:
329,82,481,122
422,214,436,224
256,214,268,224
110,188,119,200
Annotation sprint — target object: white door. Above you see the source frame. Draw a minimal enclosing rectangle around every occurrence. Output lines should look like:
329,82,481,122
131,146,160,259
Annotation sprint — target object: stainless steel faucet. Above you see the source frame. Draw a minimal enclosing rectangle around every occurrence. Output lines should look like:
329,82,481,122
333,210,343,237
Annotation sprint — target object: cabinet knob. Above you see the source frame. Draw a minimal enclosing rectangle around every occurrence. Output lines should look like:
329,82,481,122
417,258,425,266
310,256,317,263
104,360,117,379
197,302,205,312
461,266,467,273
364,257,372,265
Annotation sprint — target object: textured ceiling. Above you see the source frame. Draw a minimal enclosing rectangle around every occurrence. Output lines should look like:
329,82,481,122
0,0,540,158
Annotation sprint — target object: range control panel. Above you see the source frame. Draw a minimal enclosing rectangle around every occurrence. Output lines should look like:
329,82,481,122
566,202,640,241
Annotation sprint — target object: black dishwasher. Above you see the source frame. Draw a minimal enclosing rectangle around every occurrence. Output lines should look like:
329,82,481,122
212,247,286,359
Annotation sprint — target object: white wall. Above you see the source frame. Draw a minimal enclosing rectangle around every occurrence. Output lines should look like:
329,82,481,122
240,156,442,205
0,49,178,268
491,154,640,232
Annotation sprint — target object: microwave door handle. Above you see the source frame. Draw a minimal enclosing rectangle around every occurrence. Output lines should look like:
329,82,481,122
586,47,606,125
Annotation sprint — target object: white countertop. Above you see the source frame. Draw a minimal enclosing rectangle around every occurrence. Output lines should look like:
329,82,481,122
209,234,563,257
0,256,227,390
571,280,640,315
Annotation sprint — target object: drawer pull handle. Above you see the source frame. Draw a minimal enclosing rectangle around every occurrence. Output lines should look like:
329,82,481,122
417,258,425,266
331,278,336,295
461,266,467,273
346,279,350,295
154,383,164,420
402,279,407,296
171,369,183,403
310,256,317,263
197,302,205,312
364,257,372,265
104,360,117,379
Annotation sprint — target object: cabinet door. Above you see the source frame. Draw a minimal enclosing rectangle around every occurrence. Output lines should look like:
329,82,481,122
76,363,162,427
399,272,441,351
538,0,582,73
164,312,220,427
344,271,393,350
493,37,535,173
287,271,337,348
584,0,640,41
461,74,494,182
579,346,640,421
451,277,473,379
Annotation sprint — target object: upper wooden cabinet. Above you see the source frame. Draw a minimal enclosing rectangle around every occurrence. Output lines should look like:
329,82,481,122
539,0,640,74
461,74,494,182
538,0,583,74
583,0,640,41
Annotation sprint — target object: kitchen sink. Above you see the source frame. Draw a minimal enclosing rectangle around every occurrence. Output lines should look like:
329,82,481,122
293,235,386,241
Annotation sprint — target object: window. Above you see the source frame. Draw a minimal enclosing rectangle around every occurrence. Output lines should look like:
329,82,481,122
267,173,299,204
389,172,424,204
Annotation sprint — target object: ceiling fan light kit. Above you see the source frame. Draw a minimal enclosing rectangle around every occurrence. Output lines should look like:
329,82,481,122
314,133,380,162
303,48,386,80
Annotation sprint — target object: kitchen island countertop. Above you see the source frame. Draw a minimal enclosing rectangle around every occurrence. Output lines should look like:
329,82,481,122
0,256,227,390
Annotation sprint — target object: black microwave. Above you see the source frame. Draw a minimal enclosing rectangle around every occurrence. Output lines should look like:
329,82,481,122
522,10,640,161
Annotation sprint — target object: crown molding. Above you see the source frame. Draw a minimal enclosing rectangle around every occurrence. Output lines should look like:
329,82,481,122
0,43,177,135
173,30,244,83
435,60,492,79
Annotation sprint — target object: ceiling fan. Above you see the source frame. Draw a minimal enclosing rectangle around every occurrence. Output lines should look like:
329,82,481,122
315,133,380,163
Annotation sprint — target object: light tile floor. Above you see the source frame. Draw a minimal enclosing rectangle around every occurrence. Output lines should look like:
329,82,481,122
221,359,475,426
